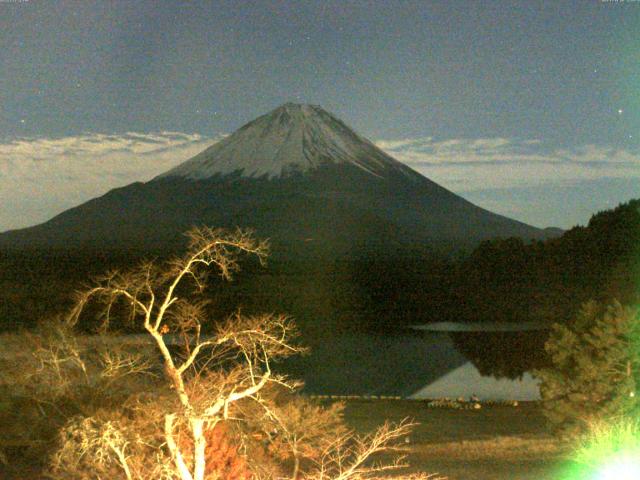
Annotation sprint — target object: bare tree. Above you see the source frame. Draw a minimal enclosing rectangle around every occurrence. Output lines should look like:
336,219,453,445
13,226,445,480
59,227,298,480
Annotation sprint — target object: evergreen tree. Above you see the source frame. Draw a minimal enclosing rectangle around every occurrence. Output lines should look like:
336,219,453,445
534,300,640,435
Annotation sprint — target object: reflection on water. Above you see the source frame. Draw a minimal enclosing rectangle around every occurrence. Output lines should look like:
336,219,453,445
449,329,549,380
413,321,549,332
278,325,548,399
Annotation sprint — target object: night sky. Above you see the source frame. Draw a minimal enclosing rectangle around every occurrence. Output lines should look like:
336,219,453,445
1,0,639,231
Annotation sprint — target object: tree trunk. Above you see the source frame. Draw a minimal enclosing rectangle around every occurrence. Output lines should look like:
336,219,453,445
292,447,300,480
165,414,194,480
192,418,206,480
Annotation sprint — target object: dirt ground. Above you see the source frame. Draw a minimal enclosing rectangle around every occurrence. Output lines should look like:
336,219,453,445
341,399,569,480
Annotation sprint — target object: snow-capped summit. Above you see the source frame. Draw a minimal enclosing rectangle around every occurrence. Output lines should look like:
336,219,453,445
159,103,416,181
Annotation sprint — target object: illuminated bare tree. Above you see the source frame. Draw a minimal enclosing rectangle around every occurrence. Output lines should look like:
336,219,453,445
60,227,297,480
32,226,445,480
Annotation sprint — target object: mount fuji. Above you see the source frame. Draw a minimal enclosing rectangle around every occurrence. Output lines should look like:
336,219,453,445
0,103,551,254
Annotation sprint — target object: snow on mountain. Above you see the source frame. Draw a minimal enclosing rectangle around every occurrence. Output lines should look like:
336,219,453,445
0,103,554,251
158,103,418,181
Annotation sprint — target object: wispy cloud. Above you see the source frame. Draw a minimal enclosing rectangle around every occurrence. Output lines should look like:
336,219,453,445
0,132,219,232
2,132,638,233
375,137,640,191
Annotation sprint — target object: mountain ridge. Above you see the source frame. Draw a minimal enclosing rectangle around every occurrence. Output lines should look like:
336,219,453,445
0,103,555,253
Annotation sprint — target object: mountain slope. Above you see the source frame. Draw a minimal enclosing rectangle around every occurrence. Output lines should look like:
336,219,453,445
0,103,551,254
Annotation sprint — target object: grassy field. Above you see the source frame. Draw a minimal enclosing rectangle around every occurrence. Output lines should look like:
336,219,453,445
2,399,568,480
341,399,568,480
2,397,570,480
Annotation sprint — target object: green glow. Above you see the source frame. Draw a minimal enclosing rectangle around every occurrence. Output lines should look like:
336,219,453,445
592,455,640,480
561,420,640,479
